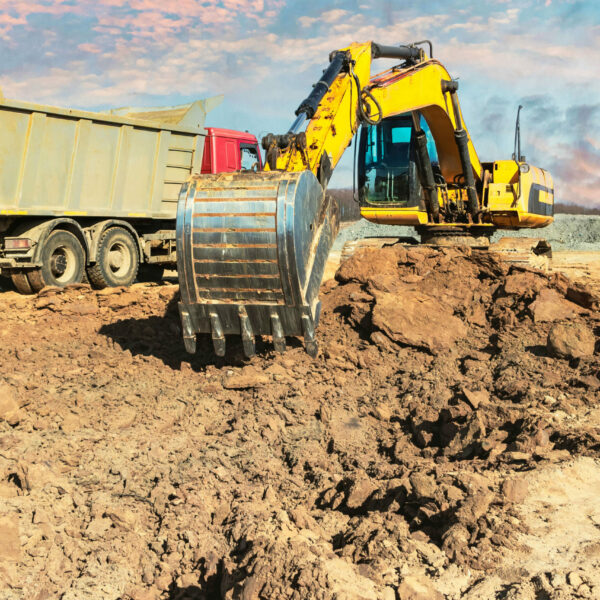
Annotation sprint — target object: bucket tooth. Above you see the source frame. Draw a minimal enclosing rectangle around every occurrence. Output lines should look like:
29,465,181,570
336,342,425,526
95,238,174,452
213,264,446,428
301,313,318,358
209,311,226,357
239,307,256,358
178,304,197,354
270,312,286,354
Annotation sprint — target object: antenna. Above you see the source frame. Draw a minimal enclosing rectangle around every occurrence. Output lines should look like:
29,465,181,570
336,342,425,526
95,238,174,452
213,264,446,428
512,105,524,163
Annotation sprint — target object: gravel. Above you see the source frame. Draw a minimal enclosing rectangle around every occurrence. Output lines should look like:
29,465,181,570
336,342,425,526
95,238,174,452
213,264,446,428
333,214,600,251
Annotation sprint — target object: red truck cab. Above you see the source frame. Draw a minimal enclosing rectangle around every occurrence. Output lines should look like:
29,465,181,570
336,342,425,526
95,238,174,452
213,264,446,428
201,127,262,174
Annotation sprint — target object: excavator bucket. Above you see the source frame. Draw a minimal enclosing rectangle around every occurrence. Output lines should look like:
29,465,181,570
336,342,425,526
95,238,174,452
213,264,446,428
176,170,339,357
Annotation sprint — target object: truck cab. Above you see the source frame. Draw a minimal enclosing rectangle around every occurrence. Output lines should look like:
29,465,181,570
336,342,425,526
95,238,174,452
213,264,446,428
201,128,262,174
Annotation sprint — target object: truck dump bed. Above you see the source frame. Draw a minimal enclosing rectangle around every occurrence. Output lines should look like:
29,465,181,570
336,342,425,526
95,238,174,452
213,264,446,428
0,94,221,220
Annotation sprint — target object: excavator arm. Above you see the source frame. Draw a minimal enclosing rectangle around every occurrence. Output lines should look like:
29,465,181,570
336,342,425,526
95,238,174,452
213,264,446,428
262,41,483,223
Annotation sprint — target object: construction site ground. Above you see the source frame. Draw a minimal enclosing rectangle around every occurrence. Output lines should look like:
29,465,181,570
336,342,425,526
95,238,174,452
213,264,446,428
1,222,599,600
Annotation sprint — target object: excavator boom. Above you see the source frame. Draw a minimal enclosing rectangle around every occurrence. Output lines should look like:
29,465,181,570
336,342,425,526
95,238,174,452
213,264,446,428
176,41,554,357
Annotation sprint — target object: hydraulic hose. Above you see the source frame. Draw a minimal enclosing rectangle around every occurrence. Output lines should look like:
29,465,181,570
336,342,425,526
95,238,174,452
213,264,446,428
350,63,382,126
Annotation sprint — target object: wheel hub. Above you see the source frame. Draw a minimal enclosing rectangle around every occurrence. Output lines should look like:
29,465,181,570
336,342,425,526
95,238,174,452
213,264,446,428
51,252,67,276
107,242,130,275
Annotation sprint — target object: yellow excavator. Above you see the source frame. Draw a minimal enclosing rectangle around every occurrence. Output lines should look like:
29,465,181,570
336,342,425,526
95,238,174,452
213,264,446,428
175,41,554,357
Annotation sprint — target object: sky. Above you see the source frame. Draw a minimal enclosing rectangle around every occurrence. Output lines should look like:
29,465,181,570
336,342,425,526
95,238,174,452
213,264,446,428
0,0,598,206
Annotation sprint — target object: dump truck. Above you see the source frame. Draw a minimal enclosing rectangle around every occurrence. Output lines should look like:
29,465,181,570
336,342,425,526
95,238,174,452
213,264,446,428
176,41,554,358
0,92,262,293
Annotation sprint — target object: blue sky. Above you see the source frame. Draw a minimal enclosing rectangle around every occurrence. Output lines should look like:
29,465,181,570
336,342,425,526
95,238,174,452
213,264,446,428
0,0,598,205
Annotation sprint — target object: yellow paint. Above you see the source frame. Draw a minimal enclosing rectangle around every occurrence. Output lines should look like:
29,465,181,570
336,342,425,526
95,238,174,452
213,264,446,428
64,210,88,216
127,212,147,217
0,209,28,215
268,42,482,185
360,207,429,225
265,40,553,231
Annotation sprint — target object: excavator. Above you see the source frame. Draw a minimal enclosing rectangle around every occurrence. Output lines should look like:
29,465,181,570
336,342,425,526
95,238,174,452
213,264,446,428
175,41,554,358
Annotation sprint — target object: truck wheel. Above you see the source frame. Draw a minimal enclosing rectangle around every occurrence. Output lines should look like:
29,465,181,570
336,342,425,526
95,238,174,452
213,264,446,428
87,227,138,289
10,271,34,294
28,230,86,292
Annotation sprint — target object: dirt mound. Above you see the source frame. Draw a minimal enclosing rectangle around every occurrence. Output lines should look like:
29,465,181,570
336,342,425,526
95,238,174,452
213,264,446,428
0,246,599,599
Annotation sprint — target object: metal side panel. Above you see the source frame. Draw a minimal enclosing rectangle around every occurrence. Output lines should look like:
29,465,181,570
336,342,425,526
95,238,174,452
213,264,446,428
176,170,339,357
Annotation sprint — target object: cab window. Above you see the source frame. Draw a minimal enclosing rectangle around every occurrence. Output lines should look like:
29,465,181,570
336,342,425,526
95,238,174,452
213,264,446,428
240,144,259,171
358,114,437,207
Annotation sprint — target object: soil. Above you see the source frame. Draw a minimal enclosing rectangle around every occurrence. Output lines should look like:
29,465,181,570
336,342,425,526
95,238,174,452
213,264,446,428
0,244,599,600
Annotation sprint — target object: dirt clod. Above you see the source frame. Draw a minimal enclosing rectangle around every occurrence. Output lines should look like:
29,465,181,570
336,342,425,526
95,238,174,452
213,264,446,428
547,321,596,358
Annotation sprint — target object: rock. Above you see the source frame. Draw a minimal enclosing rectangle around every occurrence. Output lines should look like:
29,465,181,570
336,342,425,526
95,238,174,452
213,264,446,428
97,286,127,296
566,283,599,310
223,372,270,389
409,472,437,500
442,523,470,560
0,385,20,424
530,288,577,322
567,571,583,589
106,508,138,530
372,289,467,354
102,292,138,309
0,516,21,561
502,478,529,503
64,302,98,316
37,285,61,297
85,517,112,540
372,403,392,421
35,296,60,310
547,322,596,359
158,285,178,301
336,246,405,285
0,482,19,499
505,451,531,462
382,587,396,600
397,575,444,600
177,572,199,587
113,407,137,429
502,271,547,297
60,413,82,432
123,586,159,600
345,477,378,510
462,576,503,600
462,387,489,409
456,490,494,525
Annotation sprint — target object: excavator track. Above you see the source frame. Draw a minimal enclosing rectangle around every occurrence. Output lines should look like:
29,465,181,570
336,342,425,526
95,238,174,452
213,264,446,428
176,170,339,357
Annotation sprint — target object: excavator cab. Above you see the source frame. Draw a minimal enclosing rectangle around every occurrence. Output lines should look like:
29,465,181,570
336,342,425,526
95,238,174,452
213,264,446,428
357,114,437,225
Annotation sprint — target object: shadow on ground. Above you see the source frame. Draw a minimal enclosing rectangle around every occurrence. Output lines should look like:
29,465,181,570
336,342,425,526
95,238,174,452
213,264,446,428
98,295,298,370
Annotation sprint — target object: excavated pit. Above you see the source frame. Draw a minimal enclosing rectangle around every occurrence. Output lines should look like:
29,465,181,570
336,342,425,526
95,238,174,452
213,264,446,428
0,244,599,600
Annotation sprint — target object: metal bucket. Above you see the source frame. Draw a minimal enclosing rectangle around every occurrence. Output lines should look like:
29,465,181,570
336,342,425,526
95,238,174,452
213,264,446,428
176,170,339,357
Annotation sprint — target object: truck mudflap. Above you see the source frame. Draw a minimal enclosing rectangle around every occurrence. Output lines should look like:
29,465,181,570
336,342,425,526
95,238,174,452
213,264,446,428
176,170,339,357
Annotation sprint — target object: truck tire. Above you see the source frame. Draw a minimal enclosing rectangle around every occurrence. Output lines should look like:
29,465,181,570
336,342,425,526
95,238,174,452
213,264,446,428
10,271,34,294
87,227,138,289
27,230,86,292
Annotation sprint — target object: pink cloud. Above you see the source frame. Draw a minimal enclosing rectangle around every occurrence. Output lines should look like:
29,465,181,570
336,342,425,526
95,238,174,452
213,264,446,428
78,42,102,53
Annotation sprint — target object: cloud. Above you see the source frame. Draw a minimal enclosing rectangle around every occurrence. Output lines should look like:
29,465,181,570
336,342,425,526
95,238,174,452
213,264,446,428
0,0,598,206
78,43,102,53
